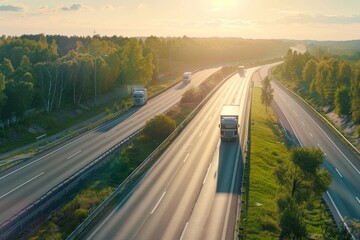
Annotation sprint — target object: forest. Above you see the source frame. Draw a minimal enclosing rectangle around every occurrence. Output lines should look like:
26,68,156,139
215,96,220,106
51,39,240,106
0,34,289,126
275,49,360,124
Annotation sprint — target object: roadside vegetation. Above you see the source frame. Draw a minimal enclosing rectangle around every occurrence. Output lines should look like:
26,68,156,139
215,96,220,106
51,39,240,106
28,66,236,239
272,49,360,148
0,35,289,155
241,88,343,239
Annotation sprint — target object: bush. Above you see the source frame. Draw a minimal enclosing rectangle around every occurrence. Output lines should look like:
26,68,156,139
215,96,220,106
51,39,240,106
181,87,204,104
142,114,176,143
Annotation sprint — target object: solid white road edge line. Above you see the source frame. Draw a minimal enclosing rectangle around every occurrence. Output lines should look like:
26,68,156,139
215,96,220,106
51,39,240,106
326,191,354,239
276,84,360,175
0,172,44,199
86,186,138,240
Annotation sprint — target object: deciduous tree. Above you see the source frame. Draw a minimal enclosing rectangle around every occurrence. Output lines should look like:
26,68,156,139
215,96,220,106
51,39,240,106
261,76,274,112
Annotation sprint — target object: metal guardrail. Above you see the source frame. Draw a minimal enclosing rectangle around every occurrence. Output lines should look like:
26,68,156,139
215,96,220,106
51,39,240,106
0,68,218,240
269,69,358,240
66,69,236,240
0,130,141,240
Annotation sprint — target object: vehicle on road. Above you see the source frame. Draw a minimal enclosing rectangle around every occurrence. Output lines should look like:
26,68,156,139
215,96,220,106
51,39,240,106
219,105,239,141
132,87,148,106
183,72,192,84
238,65,245,77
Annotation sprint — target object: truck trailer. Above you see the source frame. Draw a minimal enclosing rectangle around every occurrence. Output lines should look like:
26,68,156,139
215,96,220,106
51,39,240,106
219,105,239,141
132,87,148,106
183,72,192,84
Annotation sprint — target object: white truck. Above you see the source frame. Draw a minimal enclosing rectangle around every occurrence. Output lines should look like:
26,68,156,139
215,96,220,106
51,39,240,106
132,87,148,106
219,105,239,141
183,72,192,84
238,66,245,77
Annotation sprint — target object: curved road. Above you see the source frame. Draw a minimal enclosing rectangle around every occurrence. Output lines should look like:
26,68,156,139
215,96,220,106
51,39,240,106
0,68,221,225
84,67,257,240
258,65,360,228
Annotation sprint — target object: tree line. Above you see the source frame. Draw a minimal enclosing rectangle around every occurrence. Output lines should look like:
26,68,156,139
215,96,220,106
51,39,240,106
0,34,156,123
0,34,289,124
279,49,360,123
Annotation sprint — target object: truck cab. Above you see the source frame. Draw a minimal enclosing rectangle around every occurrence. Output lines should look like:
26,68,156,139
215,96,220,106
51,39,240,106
132,88,148,106
183,72,192,84
219,105,239,141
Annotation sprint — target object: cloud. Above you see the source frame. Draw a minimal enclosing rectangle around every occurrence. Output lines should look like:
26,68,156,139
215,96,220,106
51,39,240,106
0,4,24,12
273,13,360,25
61,3,82,11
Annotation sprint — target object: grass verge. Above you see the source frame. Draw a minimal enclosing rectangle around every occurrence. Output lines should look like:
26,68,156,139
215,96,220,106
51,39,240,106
28,66,236,239
240,88,336,239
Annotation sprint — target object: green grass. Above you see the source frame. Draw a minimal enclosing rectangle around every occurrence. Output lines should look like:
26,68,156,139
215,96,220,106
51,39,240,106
28,67,234,239
244,88,289,239
241,88,334,239
0,77,182,156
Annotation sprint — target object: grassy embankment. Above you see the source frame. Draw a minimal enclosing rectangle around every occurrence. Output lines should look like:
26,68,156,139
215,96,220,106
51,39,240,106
29,67,236,239
241,88,334,239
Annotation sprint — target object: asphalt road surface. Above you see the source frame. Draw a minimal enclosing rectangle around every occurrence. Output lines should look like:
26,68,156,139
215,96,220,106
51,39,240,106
84,67,257,240
0,68,221,225
258,65,360,227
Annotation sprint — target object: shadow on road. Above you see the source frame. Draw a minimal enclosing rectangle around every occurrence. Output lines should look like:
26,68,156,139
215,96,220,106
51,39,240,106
216,140,243,194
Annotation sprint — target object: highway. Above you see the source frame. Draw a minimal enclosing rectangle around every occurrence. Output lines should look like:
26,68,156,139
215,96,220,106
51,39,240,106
257,66,360,227
84,67,256,240
0,68,221,225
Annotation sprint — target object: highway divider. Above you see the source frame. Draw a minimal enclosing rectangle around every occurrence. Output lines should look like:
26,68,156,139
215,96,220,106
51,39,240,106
66,69,238,240
0,70,196,174
0,68,214,240
0,130,141,240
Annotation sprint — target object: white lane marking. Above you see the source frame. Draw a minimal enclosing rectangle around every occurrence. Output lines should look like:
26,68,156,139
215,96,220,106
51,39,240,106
221,144,240,240
151,192,166,215
317,143,326,156
356,197,360,204
326,191,353,237
0,108,137,181
208,116,212,121
105,132,115,138
179,222,189,240
309,132,313,138
301,121,305,126
0,172,44,199
203,164,211,185
66,150,82,159
293,110,299,117
199,131,203,137
184,153,190,163
335,168,343,178
275,84,360,176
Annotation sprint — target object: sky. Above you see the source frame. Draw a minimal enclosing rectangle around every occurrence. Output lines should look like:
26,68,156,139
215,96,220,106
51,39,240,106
1,0,360,40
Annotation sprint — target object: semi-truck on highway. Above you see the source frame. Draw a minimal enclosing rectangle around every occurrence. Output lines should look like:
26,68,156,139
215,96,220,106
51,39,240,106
183,72,192,84
238,66,245,77
132,87,148,106
219,105,239,141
